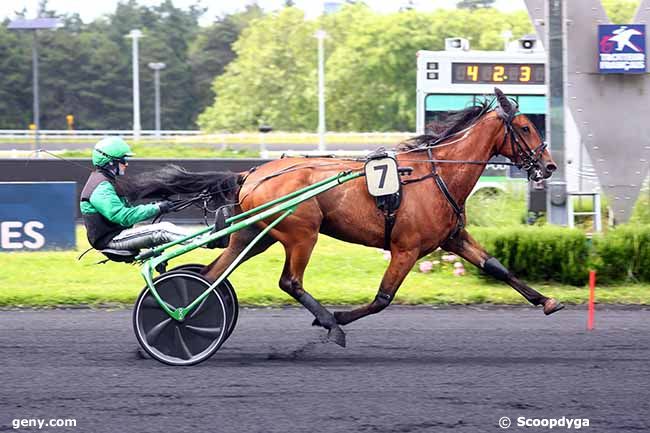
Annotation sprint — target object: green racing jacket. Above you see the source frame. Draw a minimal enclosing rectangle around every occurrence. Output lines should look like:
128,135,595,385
80,170,159,249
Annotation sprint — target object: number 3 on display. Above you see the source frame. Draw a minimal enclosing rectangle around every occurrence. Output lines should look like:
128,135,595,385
520,65,531,82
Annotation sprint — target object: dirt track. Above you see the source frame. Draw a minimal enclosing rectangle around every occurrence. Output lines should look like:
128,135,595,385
1,306,648,432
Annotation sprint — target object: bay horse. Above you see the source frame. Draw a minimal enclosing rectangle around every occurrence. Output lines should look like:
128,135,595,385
124,88,563,347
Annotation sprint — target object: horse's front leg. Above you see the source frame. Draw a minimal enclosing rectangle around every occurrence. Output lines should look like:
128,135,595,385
315,248,419,327
442,229,564,315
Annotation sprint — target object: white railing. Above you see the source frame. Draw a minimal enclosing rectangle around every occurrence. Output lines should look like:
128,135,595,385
0,130,414,140
0,130,202,139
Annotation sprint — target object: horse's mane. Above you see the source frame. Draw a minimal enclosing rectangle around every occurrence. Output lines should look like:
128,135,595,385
398,99,493,150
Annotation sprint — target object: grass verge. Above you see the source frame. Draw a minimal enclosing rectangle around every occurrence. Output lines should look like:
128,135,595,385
0,227,648,307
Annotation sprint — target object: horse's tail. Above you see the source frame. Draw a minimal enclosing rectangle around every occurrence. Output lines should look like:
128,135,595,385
118,164,243,204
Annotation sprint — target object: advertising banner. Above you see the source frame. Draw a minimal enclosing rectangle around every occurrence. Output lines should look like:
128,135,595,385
0,182,76,251
598,24,646,73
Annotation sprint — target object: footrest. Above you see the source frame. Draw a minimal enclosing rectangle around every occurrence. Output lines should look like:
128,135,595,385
100,249,139,263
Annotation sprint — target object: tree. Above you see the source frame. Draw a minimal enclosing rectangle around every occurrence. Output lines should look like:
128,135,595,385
602,0,640,24
198,5,533,132
198,7,320,131
0,22,32,128
188,5,263,123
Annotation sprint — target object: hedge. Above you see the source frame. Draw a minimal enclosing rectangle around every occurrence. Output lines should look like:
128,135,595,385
469,226,590,286
453,225,650,285
592,225,650,284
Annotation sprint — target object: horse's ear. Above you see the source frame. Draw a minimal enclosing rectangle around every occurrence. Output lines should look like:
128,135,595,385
494,87,513,115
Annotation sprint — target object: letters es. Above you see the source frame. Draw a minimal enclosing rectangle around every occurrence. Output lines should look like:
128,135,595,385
0,221,45,249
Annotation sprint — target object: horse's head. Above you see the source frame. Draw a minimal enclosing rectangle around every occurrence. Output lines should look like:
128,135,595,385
493,88,557,182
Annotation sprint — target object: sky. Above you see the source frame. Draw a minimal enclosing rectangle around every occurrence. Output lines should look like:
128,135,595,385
2,0,526,24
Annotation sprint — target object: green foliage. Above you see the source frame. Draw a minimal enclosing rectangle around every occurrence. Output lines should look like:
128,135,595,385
592,225,650,283
199,5,533,132
465,188,527,227
0,1,254,130
188,5,263,123
471,226,590,285
0,22,32,127
199,7,320,131
602,0,640,24
630,179,650,224
60,143,258,159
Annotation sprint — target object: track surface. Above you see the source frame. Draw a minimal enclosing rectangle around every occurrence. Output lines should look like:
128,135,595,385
1,306,648,433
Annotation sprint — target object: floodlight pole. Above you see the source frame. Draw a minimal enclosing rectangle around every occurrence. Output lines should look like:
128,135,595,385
7,18,61,154
315,30,327,152
148,62,166,137
32,31,40,152
126,30,143,140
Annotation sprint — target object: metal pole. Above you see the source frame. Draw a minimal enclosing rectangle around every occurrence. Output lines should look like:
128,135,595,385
154,68,160,136
32,31,40,153
546,0,568,225
316,30,326,152
127,30,143,140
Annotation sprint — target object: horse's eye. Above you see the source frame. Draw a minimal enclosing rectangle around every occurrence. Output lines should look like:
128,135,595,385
522,126,530,133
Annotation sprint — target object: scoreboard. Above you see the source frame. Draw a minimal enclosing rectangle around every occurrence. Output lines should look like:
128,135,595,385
416,49,546,134
451,62,545,84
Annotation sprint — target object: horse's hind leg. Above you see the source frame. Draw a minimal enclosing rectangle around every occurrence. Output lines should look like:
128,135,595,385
442,229,564,315
278,233,347,347
319,248,419,327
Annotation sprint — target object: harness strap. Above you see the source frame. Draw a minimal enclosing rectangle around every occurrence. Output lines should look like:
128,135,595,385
426,148,465,240
383,211,397,251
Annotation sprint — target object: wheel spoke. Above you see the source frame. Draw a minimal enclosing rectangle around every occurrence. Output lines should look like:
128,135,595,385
146,317,172,345
184,325,222,339
175,278,190,306
142,295,174,310
175,327,193,360
188,295,209,320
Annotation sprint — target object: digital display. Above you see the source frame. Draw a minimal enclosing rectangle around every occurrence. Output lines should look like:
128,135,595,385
452,63,545,84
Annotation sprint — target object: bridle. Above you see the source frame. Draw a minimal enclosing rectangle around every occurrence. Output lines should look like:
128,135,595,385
399,104,548,242
498,109,547,177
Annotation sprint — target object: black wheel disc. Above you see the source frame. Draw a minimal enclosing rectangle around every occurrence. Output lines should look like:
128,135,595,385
133,271,228,366
167,263,239,341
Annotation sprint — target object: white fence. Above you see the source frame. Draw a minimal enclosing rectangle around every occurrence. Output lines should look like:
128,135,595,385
0,130,414,141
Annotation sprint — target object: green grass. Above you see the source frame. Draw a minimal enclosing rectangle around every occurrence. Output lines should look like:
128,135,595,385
0,227,648,307
59,143,259,159
4,132,411,146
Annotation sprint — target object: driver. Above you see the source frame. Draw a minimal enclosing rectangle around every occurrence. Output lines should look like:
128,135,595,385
80,137,196,252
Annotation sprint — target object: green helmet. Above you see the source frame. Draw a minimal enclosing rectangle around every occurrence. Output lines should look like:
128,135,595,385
92,137,134,167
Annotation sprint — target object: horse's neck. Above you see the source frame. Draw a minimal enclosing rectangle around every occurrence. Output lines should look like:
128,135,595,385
433,117,503,205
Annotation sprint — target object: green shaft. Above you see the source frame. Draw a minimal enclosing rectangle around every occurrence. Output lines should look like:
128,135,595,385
140,170,364,320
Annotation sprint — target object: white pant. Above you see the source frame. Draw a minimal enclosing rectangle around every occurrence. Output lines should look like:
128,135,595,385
105,222,195,251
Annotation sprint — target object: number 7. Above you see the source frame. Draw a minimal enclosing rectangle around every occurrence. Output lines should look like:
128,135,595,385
374,164,388,188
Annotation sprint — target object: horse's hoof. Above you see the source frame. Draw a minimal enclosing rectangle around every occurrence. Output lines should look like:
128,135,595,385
543,298,565,315
312,318,324,328
328,326,347,347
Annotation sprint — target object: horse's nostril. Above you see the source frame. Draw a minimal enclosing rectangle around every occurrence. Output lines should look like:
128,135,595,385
546,163,557,172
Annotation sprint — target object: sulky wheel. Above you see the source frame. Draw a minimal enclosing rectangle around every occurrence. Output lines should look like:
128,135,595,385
167,263,239,341
133,270,230,366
